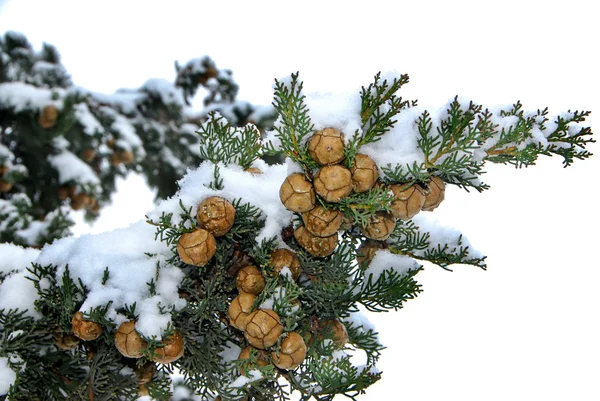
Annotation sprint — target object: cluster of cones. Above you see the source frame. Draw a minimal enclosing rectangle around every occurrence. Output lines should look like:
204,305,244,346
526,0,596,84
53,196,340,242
53,311,184,393
175,195,351,378
57,185,99,213
176,195,236,267
228,248,307,372
279,127,445,259
175,194,309,372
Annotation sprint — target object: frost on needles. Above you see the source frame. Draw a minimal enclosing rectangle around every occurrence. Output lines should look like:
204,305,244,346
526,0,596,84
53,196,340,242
0,71,593,400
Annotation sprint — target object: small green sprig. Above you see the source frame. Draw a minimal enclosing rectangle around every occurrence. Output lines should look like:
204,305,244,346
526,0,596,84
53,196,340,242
345,73,415,167
388,221,487,270
198,112,263,169
359,72,414,145
332,186,395,228
484,103,595,167
269,72,318,173
419,98,497,192
358,267,422,312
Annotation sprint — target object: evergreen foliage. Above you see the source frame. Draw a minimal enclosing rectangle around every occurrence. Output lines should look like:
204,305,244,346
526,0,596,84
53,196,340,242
0,45,594,401
0,31,276,247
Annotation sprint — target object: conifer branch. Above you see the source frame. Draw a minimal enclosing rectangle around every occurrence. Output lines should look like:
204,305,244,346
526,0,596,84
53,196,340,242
270,72,318,173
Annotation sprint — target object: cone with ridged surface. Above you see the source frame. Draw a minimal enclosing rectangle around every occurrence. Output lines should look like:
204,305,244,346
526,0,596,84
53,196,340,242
238,346,270,375
319,320,348,348
244,309,283,349
197,196,236,237
302,205,343,238
307,127,345,165
114,321,147,359
236,265,265,295
294,226,338,258
71,312,102,341
350,153,379,193
177,228,216,267
279,173,316,213
422,176,445,211
270,332,307,370
150,330,184,364
361,212,396,241
229,293,257,331
313,165,352,203
390,183,426,220
270,248,302,280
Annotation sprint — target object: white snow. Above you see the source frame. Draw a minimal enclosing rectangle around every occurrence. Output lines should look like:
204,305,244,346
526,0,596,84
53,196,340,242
411,213,484,260
230,369,263,388
220,341,243,363
142,78,185,107
0,82,64,112
179,56,214,74
0,357,16,396
73,86,144,116
0,271,41,319
73,103,104,135
0,243,40,275
48,150,101,185
344,310,377,334
360,105,427,173
99,106,145,154
0,244,41,318
149,159,293,243
305,90,363,137
365,250,420,282
35,220,185,338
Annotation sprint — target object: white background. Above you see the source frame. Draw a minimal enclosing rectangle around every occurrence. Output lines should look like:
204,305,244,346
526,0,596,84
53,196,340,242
1,1,599,399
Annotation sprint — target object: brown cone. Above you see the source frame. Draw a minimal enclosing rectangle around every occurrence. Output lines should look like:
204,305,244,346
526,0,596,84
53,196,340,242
390,183,426,220
279,173,316,213
313,165,353,203
71,312,102,341
244,309,284,349
422,176,445,211
350,154,379,193
360,212,396,241
0,180,12,193
236,265,265,295
228,293,257,331
238,346,270,375
294,226,338,258
197,196,236,236
53,331,79,350
270,248,302,280
38,105,59,129
319,320,348,348
270,332,307,370
307,127,345,165
356,240,386,268
176,228,217,267
114,321,147,358
150,331,184,364
302,206,343,238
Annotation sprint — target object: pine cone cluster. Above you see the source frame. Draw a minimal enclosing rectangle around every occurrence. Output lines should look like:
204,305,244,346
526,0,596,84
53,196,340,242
177,196,236,267
228,249,307,373
110,149,135,166
279,127,446,260
113,320,184,365
56,184,99,213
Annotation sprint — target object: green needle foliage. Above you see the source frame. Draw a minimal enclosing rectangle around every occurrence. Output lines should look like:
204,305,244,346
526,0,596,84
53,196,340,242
0,31,276,247
0,67,593,401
